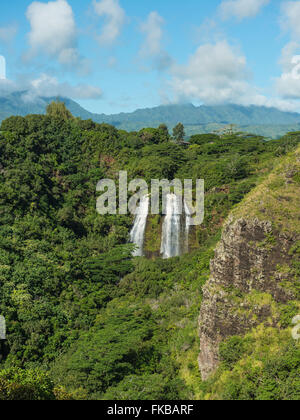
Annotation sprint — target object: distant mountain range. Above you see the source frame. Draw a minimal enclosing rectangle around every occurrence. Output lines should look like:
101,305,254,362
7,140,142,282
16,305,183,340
1,91,300,138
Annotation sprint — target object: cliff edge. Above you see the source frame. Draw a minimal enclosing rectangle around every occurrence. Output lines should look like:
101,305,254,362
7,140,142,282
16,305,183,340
199,145,300,380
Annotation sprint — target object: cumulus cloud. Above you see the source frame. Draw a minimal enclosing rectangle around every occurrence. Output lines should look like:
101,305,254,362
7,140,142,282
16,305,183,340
219,0,270,21
276,43,300,99
169,41,252,104
26,0,81,66
0,24,18,44
277,60,300,99
167,40,298,111
276,3,300,99
139,11,172,71
93,0,125,45
0,73,102,101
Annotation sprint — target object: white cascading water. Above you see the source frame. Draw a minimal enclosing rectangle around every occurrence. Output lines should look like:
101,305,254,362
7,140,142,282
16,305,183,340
130,195,150,257
160,194,182,259
184,199,192,254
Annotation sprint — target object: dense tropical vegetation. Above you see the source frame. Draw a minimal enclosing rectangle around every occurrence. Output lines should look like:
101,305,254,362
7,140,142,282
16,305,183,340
0,102,299,399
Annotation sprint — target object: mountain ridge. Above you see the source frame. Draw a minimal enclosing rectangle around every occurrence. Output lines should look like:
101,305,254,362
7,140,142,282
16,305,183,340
1,91,300,138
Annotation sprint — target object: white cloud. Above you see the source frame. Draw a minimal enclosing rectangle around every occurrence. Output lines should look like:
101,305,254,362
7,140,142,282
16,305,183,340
0,78,19,97
140,12,164,57
93,0,125,45
276,46,300,99
26,0,80,66
194,18,225,44
0,73,102,101
219,0,270,21
279,41,300,70
167,40,298,111
247,95,300,112
169,41,252,104
275,3,300,100
281,1,300,39
0,24,18,44
28,74,103,99
139,11,172,70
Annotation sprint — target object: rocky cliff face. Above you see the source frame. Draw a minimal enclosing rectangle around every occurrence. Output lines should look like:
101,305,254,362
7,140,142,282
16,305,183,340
199,146,300,380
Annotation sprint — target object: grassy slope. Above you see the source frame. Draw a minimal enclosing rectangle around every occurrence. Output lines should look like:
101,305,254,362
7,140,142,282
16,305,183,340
231,144,300,234
199,145,300,400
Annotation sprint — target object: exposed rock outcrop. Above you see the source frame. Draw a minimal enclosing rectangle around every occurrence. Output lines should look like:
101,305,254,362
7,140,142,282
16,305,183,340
198,145,300,380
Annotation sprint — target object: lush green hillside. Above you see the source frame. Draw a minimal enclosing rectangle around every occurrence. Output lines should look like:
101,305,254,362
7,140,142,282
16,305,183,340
0,103,299,399
1,92,300,138
100,103,300,127
199,143,300,400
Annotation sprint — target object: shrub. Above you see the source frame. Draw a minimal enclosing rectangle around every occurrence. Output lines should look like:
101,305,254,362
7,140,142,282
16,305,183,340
0,368,56,400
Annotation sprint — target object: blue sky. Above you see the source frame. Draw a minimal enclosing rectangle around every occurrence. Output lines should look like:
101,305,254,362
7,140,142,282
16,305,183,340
1,0,300,114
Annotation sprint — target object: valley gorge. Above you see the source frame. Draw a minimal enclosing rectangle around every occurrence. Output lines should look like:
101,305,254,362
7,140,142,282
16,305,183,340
0,107,299,400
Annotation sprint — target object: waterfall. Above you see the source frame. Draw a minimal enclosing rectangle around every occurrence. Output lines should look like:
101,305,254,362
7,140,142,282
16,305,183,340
160,194,182,259
129,194,192,259
184,199,192,254
130,195,149,257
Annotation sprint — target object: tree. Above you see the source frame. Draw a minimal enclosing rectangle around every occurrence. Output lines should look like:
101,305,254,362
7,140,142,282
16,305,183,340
158,124,170,141
46,101,73,121
172,123,185,143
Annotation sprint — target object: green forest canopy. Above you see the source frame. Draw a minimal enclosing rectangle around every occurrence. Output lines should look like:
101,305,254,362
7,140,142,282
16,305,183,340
0,103,299,399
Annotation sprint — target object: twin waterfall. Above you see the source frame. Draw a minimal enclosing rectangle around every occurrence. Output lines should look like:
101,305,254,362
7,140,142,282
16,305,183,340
130,194,191,259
